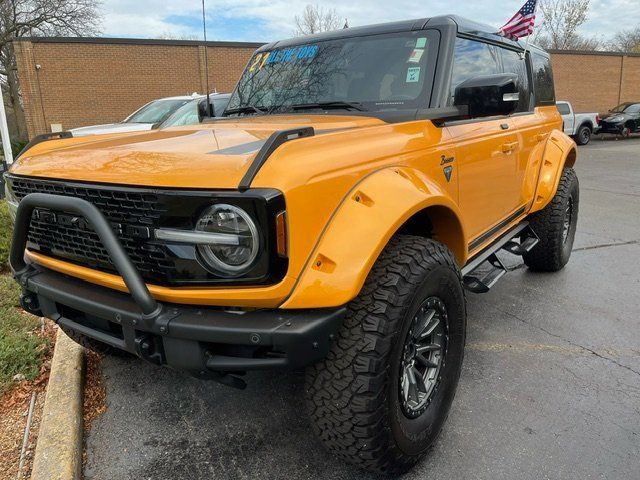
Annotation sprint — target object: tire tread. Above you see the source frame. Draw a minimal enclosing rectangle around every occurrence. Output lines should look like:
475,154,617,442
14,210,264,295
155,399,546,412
306,236,463,474
524,167,579,271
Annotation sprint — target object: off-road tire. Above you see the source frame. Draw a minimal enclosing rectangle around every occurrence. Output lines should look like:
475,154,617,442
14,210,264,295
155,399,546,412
575,124,591,145
58,323,130,357
305,236,466,475
524,167,579,272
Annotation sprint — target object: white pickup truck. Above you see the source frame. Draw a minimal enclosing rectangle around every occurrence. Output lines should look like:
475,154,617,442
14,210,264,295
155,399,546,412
556,101,601,145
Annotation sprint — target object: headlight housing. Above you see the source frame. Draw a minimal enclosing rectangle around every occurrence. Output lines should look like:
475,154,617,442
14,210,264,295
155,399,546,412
195,204,260,276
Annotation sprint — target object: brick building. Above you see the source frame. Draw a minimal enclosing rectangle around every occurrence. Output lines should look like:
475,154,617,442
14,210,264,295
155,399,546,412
550,50,640,113
14,37,263,139
13,36,640,139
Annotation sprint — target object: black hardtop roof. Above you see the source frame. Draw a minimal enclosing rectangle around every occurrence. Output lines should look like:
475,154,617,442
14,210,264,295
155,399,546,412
258,14,547,56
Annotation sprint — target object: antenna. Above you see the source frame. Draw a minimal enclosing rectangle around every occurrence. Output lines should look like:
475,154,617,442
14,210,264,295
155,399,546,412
202,0,212,116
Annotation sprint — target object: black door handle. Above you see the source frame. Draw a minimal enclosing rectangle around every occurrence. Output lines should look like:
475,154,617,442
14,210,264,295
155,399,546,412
500,123,509,130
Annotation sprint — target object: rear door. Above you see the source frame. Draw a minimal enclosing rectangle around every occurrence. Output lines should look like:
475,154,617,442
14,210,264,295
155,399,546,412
500,47,549,212
444,38,522,242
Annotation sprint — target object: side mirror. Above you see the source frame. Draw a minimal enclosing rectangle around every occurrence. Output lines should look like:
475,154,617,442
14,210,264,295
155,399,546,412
454,74,519,118
198,100,213,122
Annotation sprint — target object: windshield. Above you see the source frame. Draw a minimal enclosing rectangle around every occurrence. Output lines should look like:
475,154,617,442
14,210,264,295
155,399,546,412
159,96,231,128
622,103,640,113
211,96,231,116
125,99,191,124
611,103,640,113
159,99,201,128
226,31,435,115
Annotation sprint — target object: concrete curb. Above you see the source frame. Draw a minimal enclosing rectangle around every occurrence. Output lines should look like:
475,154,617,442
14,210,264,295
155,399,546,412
31,328,85,480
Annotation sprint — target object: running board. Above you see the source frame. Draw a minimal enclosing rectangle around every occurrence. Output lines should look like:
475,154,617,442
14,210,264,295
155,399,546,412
461,222,539,294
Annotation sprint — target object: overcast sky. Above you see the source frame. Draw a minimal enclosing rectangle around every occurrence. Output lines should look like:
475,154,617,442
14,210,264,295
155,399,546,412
100,0,639,43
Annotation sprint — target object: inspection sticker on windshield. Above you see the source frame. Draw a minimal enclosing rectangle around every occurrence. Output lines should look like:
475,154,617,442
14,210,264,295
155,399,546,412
406,66,421,83
407,48,424,63
416,37,427,48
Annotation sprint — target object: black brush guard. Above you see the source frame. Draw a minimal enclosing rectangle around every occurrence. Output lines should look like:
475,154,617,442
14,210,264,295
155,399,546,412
10,193,344,389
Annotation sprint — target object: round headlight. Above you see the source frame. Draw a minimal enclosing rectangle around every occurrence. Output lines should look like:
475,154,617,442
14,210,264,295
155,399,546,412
195,204,259,276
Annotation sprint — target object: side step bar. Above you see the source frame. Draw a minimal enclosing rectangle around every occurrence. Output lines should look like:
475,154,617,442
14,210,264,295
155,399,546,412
461,222,539,294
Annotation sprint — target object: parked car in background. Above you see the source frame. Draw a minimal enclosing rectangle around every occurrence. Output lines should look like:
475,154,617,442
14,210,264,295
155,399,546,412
70,95,197,136
556,101,600,145
598,102,640,138
158,93,231,129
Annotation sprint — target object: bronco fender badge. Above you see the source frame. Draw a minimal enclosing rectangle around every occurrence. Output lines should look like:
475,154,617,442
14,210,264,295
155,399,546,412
440,155,454,182
440,154,454,165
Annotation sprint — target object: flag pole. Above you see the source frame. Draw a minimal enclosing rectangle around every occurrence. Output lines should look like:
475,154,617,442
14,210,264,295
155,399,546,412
521,0,538,58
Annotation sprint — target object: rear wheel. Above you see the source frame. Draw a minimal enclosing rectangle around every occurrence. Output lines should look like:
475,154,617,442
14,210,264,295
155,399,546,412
575,124,591,145
306,236,466,474
524,167,579,272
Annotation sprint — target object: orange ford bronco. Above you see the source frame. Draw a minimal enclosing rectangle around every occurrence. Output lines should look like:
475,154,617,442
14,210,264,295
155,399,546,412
5,15,578,474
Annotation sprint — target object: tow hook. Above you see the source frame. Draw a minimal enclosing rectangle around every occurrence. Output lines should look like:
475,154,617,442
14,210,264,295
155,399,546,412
134,334,165,366
20,292,42,316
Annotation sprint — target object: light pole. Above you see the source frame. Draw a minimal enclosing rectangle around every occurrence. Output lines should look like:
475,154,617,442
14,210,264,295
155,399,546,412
0,83,14,164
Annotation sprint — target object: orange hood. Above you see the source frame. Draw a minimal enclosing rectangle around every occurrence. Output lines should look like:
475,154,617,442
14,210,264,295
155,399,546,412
10,115,384,189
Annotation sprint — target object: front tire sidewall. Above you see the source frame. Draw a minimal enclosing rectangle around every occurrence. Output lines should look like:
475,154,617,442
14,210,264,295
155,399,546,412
389,265,466,456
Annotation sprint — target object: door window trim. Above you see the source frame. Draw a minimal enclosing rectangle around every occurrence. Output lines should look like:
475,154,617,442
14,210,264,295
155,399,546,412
444,35,535,125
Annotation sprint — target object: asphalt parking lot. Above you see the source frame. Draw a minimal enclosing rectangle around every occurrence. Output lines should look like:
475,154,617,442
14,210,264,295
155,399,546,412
84,138,640,480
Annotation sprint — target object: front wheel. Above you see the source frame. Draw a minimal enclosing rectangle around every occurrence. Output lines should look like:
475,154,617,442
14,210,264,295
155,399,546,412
524,167,579,271
305,236,466,474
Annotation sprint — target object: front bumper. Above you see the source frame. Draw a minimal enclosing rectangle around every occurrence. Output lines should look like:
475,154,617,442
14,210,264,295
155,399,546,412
11,193,344,388
598,122,625,134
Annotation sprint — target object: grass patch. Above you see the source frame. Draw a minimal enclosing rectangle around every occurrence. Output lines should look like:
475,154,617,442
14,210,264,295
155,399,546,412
0,274,49,394
0,201,50,394
0,201,11,269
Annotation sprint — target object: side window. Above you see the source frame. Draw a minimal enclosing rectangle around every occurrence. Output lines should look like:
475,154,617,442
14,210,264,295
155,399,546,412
500,48,531,112
448,38,501,106
556,102,570,115
531,52,555,105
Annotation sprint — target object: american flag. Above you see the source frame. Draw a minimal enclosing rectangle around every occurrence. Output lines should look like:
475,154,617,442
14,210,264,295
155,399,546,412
500,0,538,40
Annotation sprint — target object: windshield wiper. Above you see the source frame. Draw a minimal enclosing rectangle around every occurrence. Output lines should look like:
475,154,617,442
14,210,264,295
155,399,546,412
289,101,367,112
223,105,267,116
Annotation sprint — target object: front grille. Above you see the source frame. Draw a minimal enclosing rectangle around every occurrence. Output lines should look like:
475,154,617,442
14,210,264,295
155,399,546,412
10,177,173,285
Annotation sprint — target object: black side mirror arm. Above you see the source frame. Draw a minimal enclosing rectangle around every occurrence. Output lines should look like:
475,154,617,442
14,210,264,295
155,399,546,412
416,106,469,125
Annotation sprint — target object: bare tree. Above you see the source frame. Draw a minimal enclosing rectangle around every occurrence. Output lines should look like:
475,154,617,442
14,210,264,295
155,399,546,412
609,27,640,53
0,0,102,141
535,0,600,50
294,4,341,36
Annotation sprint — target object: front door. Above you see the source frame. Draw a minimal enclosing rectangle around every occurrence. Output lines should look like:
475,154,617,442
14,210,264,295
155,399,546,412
447,119,521,241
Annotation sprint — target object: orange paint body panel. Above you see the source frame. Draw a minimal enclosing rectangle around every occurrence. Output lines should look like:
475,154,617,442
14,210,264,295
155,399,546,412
10,106,574,309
